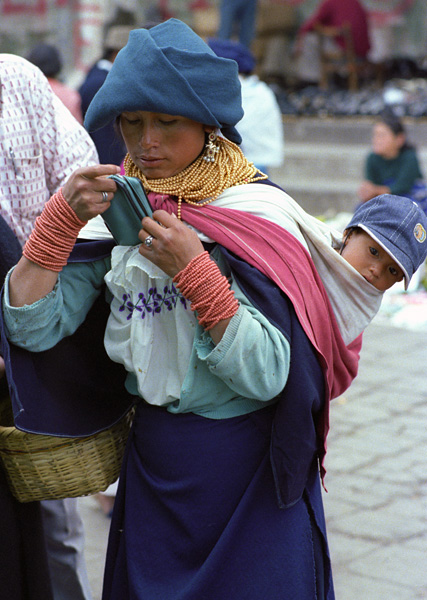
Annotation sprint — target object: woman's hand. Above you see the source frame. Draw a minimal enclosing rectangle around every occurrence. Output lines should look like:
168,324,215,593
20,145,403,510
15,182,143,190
9,164,120,308
138,210,235,344
62,164,121,221
138,210,205,277
357,180,391,203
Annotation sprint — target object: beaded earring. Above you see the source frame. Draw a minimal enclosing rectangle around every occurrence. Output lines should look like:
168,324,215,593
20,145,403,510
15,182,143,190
203,131,219,163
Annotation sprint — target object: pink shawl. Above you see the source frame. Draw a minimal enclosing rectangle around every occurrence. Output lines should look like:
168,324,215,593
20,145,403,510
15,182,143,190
148,192,362,477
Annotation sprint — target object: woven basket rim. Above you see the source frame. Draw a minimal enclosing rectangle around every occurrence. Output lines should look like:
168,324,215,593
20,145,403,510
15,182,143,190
0,404,134,502
0,423,118,447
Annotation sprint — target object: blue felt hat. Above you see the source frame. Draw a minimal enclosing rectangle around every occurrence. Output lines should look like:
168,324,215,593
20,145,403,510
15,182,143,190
208,38,256,74
345,194,427,289
84,19,243,144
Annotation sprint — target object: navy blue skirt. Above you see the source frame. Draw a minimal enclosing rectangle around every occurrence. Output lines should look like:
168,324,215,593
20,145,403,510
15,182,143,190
102,401,333,600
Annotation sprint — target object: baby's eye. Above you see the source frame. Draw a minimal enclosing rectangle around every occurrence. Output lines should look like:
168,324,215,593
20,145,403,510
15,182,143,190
389,266,399,277
369,247,379,257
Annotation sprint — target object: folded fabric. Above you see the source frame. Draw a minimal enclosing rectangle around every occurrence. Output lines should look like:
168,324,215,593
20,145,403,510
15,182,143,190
84,19,243,144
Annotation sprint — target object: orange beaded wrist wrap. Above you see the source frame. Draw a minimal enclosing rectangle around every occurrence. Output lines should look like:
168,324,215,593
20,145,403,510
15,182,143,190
23,189,87,272
173,251,239,331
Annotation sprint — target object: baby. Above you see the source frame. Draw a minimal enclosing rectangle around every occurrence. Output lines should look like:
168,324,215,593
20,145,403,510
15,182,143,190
339,194,427,292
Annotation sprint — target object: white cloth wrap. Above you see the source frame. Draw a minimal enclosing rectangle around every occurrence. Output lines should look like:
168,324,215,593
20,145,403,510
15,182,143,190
209,185,383,345
104,246,197,406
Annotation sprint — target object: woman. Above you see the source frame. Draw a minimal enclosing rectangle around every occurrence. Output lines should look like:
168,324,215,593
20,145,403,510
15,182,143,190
26,42,83,124
357,112,426,207
2,20,362,599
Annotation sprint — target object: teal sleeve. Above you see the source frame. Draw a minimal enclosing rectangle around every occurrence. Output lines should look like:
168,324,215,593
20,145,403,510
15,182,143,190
365,152,377,181
3,257,110,351
200,298,289,401
3,250,290,419
388,149,423,195
174,253,291,418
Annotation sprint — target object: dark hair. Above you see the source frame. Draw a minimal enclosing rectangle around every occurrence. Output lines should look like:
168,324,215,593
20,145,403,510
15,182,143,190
377,109,413,151
101,48,118,62
27,43,62,78
339,226,362,254
113,115,123,141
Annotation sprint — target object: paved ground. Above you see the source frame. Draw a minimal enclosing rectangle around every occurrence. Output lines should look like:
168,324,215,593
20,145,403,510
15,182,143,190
323,322,427,599
79,321,427,600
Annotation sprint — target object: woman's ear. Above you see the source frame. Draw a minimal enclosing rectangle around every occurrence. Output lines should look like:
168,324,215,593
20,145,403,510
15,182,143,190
396,132,406,149
203,125,216,135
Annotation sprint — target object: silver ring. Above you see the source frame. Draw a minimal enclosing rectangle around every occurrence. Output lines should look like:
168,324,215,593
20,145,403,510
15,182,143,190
143,235,154,248
101,191,109,203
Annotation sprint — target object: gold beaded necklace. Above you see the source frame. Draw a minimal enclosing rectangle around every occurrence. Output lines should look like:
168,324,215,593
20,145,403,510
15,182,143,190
123,136,268,220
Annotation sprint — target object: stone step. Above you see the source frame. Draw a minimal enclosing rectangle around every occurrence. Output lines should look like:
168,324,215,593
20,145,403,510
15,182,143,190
281,143,367,181
278,142,427,183
269,167,358,216
282,116,375,145
270,155,427,215
281,115,427,147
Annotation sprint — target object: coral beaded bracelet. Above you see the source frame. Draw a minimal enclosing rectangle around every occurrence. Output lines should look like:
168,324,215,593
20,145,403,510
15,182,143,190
173,251,239,331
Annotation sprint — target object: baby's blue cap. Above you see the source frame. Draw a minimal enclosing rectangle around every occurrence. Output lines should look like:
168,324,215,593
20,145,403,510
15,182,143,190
346,194,427,289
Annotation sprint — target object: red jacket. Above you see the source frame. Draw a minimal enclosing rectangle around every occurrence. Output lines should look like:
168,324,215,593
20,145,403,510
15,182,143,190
299,0,371,57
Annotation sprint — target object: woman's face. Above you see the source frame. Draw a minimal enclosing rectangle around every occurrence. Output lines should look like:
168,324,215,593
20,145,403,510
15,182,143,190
372,122,405,159
341,229,404,291
120,111,210,179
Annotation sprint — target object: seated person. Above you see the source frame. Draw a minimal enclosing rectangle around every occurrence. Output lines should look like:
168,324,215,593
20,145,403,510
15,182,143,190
357,112,427,216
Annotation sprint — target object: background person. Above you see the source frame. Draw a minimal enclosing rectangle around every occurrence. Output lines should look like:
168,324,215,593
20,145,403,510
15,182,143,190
293,0,371,85
3,20,367,600
0,53,98,600
0,213,54,600
26,42,83,124
357,111,427,207
78,25,134,165
208,37,284,176
216,0,258,48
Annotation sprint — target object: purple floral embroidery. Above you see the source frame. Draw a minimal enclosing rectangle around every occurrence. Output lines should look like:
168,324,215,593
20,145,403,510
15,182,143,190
119,284,188,320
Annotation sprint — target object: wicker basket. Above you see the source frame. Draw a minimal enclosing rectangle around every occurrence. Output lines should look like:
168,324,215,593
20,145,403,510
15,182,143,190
0,394,134,503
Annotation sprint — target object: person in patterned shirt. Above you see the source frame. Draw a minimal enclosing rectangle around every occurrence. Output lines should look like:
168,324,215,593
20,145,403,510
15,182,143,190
0,54,98,600
0,53,97,246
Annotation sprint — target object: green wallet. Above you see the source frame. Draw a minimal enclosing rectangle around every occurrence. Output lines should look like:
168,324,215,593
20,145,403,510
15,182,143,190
102,175,153,246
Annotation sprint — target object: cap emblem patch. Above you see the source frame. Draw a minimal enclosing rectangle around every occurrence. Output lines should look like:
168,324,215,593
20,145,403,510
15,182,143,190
414,223,426,243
